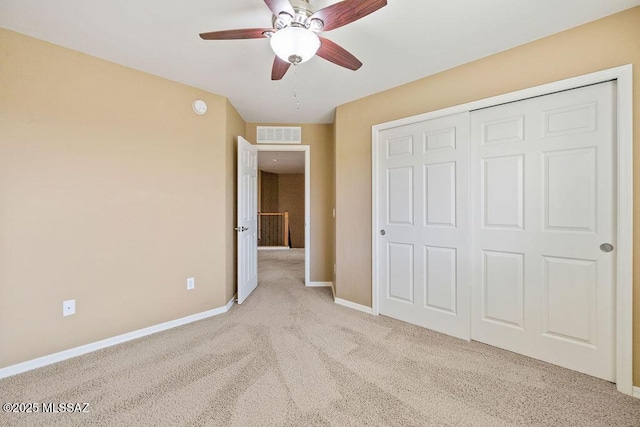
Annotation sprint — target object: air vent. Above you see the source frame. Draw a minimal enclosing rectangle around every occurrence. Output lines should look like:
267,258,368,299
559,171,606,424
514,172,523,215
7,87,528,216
257,126,302,144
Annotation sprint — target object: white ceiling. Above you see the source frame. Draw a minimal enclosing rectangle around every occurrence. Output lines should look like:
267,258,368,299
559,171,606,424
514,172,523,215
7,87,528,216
1,0,638,123
258,151,305,174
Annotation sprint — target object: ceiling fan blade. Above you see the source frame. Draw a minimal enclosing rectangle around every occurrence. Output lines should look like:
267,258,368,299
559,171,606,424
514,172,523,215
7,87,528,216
317,37,362,71
271,56,291,80
310,0,387,31
199,28,273,40
263,0,295,17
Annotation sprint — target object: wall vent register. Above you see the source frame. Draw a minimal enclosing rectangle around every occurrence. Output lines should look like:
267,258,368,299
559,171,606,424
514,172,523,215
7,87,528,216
257,126,302,144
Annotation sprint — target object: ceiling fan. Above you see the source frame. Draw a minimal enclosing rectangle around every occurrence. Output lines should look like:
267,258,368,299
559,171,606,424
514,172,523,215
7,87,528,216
199,0,387,80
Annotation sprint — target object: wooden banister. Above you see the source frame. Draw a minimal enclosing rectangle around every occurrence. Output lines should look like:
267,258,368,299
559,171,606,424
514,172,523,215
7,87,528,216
258,211,290,248
283,211,289,246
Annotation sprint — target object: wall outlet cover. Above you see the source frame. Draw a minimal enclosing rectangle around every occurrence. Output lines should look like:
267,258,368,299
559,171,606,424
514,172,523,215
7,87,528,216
63,299,76,316
187,277,195,290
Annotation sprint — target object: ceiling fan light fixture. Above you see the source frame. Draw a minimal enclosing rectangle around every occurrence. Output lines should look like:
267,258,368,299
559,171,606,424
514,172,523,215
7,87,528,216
308,18,324,32
270,26,320,65
275,12,293,29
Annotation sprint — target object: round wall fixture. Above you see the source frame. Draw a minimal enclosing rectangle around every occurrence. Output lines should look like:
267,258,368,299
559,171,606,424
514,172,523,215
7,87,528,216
192,100,207,115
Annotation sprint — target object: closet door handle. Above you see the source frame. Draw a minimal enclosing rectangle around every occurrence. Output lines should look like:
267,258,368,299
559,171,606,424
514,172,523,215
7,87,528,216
380,229,386,236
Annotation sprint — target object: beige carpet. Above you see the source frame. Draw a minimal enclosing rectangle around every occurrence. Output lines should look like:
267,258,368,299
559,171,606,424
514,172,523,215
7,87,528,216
1,248,639,426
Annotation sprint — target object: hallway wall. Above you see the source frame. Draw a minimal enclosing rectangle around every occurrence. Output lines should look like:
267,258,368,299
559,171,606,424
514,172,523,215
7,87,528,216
278,174,305,248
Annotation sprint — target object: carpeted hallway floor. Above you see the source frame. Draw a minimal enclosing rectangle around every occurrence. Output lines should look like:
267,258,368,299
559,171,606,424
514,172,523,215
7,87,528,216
1,248,639,426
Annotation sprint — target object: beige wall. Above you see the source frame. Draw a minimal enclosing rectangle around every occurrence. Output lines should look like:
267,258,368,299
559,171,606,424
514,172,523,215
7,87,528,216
0,29,238,368
334,6,640,384
260,171,279,213
331,119,337,287
279,174,305,248
246,124,335,283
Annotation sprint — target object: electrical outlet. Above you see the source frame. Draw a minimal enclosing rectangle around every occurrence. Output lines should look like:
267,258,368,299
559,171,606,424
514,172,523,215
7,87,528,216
63,299,76,317
187,277,195,290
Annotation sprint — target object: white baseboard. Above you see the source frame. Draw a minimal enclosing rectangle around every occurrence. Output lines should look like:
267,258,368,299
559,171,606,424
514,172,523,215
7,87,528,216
633,386,640,399
257,246,290,251
308,281,333,288
227,294,236,310
331,284,336,300
335,298,373,315
0,296,235,380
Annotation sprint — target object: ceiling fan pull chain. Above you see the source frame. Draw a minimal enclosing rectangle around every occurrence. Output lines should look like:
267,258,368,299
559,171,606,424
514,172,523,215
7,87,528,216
293,67,301,110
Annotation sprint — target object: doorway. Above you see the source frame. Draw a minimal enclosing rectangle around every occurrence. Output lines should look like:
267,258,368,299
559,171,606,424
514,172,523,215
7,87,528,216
256,145,310,287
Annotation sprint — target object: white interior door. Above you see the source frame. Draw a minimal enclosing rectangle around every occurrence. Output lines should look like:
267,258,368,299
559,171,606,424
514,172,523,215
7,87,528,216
470,82,616,381
237,136,258,304
377,112,470,340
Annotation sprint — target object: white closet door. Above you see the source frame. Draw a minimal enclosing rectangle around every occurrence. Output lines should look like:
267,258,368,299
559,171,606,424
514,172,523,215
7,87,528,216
470,82,616,381
378,112,470,340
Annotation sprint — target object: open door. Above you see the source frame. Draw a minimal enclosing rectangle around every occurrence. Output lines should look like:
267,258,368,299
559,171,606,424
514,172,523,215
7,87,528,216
237,136,258,304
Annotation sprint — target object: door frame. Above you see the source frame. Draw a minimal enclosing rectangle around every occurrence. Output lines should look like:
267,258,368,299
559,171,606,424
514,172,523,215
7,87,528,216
256,144,311,287
371,64,633,395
